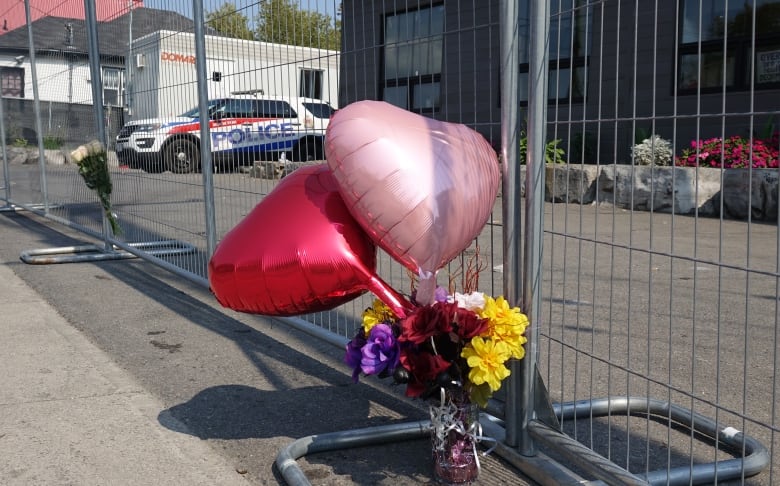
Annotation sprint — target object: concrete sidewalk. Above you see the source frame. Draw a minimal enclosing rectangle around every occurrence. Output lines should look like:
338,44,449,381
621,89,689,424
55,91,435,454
0,264,250,486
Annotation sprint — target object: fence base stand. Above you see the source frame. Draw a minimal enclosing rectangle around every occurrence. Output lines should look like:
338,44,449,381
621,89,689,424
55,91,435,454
550,397,770,486
275,417,599,486
0,203,58,213
20,240,196,264
275,396,770,486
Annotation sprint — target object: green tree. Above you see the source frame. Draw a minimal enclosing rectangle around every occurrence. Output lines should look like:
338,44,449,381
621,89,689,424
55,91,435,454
254,0,340,50
206,3,255,40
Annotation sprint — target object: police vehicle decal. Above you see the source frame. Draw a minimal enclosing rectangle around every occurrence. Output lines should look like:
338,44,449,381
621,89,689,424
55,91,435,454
167,117,298,153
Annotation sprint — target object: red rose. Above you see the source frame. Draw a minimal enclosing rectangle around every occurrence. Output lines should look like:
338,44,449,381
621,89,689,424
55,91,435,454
452,306,489,339
399,349,450,397
399,303,453,344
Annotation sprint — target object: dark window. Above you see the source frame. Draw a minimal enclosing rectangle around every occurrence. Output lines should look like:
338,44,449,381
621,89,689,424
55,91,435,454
678,0,780,93
221,99,257,118
519,0,592,104
1,67,24,98
255,100,296,118
382,4,444,113
300,69,324,99
302,101,335,119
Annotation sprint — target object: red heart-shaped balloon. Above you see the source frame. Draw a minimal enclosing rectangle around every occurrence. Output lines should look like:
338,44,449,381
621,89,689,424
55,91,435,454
208,164,413,317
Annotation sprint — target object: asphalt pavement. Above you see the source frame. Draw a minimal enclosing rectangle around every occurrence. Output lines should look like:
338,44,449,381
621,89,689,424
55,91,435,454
0,209,532,486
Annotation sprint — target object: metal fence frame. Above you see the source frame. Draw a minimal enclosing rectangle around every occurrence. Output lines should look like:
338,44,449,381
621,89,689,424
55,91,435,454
1,0,777,484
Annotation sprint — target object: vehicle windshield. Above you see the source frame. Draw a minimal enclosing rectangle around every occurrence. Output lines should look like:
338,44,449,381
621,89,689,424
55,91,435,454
302,102,335,119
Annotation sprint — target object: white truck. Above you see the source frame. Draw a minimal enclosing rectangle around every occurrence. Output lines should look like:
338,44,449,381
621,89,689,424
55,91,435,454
115,94,335,173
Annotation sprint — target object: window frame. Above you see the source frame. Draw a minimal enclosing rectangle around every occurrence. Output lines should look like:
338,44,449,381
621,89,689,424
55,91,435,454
518,0,592,105
380,3,445,114
299,68,324,100
101,66,123,107
1,66,24,98
676,0,780,95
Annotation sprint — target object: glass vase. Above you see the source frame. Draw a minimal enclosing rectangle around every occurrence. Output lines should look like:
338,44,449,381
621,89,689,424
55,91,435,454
429,390,480,485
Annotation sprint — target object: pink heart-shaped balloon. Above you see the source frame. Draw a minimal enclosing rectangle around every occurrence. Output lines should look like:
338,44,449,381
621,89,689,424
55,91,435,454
325,101,501,304
208,164,413,317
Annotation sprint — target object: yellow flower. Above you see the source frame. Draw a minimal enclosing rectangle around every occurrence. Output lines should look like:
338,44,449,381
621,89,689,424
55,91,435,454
361,299,396,334
478,296,529,359
461,337,511,392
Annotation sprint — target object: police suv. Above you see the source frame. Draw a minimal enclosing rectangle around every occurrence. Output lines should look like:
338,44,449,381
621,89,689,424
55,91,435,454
115,95,335,173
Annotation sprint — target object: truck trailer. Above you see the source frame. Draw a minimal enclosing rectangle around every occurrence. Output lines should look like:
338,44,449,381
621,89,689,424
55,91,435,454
126,30,340,121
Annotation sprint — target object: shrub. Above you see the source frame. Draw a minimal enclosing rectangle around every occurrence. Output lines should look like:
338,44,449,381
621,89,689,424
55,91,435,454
43,135,63,150
675,133,779,169
519,131,567,165
631,135,673,166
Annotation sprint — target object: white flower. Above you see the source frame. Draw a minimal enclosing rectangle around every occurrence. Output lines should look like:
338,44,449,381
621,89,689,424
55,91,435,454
631,135,673,166
86,140,104,157
450,291,486,311
70,145,89,163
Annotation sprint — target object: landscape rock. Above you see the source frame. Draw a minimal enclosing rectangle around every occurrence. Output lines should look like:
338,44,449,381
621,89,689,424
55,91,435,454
545,164,598,203
596,165,721,216
721,169,779,221
44,149,66,165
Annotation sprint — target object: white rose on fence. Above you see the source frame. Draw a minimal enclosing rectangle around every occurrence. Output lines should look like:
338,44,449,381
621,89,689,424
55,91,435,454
70,140,120,235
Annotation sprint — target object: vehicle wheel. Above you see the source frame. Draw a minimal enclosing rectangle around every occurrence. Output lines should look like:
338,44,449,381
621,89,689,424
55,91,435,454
166,139,200,173
293,139,322,162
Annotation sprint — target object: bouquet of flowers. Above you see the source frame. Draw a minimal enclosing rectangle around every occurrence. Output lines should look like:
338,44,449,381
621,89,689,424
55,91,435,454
70,140,121,235
345,287,528,408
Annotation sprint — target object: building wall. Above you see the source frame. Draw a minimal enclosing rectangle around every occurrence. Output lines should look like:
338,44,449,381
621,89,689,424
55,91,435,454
340,0,780,163
1,52,127,145
1,97,123,147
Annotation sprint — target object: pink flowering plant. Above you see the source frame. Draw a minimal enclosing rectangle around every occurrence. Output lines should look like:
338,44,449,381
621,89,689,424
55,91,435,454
345,285,528,408
675,133,779,169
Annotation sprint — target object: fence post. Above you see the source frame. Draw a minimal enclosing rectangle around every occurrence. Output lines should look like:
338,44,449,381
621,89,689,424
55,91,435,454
83,0,114,246
192,0,217,258
521,0,551,457
0,94,9,203
24,0,49,210
499,0,524,450
83,1,107,148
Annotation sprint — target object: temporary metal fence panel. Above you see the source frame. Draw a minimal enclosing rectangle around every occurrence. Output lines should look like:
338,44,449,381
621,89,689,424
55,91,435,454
0,0,109,236
0,1,203,268
536,0,778,484
2,0,778,484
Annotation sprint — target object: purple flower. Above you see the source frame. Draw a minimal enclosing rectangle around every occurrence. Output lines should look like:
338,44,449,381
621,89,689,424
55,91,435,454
345,331,367,383
434,286,449,303
360,324,400,376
